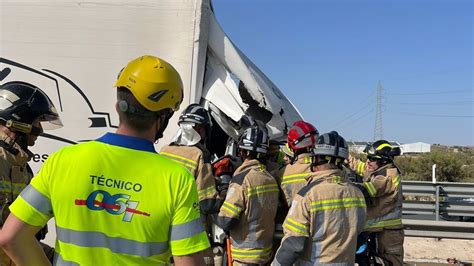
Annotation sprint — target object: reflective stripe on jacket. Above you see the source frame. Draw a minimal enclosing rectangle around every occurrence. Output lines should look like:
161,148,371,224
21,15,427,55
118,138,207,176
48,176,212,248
0,132,33,264
273,153,312,208
274,169,367,265
217,159,279,264
9,133,210,264
0,132,32,205
160,144,220,214
348,156,403,231
364,165,403,230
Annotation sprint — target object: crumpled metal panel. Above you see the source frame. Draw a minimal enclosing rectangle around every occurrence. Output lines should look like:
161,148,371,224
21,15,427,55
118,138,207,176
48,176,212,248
203,11,303,140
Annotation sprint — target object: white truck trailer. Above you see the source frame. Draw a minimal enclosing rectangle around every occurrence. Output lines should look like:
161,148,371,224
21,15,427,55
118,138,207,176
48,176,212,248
0,0,303,247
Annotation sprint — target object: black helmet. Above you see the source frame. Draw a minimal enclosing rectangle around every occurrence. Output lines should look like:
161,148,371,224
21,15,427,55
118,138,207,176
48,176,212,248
238,125,269,154
364,140,401,162
0,81,62,135
178,104,212,127
312,131,349,160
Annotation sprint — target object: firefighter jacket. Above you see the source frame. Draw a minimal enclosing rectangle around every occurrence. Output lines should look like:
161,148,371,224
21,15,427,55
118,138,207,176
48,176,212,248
0,132,33,265
0,132,32,216
348,156,403,231
273,152,312,208
160,144,220,214
216,159,279,264
273,169,367,265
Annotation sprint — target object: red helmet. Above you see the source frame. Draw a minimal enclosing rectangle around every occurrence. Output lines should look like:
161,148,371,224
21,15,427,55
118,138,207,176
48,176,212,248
287,120,319,151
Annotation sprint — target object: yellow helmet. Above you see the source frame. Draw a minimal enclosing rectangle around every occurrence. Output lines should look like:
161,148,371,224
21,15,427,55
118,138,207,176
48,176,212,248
114,55,183,112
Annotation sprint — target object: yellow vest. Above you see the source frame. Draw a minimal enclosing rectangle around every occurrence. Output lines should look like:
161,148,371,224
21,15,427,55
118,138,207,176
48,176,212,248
10,133,209,264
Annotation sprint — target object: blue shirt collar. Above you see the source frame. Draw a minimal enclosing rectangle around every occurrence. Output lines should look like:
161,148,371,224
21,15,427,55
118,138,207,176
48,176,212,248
96,133,156,153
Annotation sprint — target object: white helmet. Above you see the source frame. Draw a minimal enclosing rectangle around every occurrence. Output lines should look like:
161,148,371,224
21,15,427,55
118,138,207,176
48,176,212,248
238,125,269,154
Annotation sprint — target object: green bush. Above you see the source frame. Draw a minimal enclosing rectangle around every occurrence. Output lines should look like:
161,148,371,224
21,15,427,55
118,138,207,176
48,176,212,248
461,164,474,183
395,150,474,182
350,146,474,182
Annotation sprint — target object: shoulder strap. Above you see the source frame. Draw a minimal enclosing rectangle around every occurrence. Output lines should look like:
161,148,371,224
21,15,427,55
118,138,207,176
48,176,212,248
0,140,18,156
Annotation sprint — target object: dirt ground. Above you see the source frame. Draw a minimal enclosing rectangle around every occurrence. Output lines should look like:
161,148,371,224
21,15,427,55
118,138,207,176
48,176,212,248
404,237,474,264
44,223,474,264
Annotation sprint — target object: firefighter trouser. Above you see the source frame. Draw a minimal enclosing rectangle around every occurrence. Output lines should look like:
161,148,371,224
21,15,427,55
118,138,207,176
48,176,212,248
376,229,404,266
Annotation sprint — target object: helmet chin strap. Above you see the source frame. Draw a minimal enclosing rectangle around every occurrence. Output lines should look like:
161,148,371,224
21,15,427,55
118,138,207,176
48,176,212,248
0,119,42,149
15,134,29,150
154,112,173,141
4,119,42,136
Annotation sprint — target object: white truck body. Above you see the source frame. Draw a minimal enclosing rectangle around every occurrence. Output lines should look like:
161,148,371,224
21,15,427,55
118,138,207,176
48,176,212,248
0,0,302,246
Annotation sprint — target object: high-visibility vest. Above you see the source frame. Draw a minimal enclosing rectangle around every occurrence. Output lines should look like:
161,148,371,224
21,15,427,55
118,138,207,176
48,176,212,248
10,133,210,264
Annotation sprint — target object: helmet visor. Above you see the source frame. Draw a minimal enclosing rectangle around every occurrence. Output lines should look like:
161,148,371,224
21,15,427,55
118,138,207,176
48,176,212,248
280,143,294,157
39,105,63,130
363,144,376,155
39,115,63,130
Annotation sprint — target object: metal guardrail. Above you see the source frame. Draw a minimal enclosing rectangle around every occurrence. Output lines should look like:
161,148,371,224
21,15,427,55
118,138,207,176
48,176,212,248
403,219,474,239
275,220,474,240
275,181,474,241
402,181,474,218
402,181,474,239
402,181,474,197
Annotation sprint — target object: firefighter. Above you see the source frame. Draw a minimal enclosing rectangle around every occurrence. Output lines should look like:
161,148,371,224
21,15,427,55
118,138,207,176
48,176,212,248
348,140,404,266
274,131,367,265
273,120,319,208
0,81,62,264
265,140,285,173
216,125,279,265
160,104,220,215
0,55,210,265
280,143,294,164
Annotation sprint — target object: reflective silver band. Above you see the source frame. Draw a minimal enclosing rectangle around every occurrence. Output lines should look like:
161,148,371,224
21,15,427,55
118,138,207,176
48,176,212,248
170,218,205,241
56,226,169,257
366,207,402,227
300,261,353,266
231,238,268,249
19,185,53,217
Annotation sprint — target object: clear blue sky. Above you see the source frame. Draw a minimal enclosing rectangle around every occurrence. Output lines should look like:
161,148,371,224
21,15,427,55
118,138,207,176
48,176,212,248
212,0,473,146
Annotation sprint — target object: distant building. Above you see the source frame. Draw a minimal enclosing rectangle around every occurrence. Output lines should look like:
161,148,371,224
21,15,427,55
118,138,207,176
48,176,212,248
348,141,430,154
400,142,431,154
347,141,399,153
347,141,371,154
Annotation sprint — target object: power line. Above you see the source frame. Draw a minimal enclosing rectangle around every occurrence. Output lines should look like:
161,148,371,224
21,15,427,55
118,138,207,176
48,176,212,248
335,108,376,132
326,92,376,128
329,104,372,128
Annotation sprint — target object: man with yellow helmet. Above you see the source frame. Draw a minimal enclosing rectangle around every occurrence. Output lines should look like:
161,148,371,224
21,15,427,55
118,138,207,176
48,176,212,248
0,55,210,265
